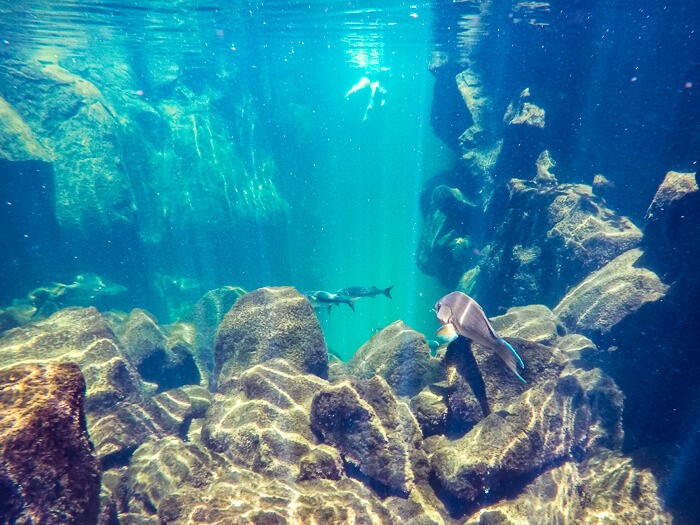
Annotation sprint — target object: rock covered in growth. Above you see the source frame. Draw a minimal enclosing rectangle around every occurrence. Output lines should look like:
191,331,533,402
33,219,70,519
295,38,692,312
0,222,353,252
213,286,328,386
126,436,394,524
490,304,564,346
464,178,643,312
201,359,336,482
643,170,700,280
346,320,445,397
430,375,591,503
310,376,426,494
0,307,143,413
554,248,669,337
0,363,100,525
417,178,483,285
462,451,671,525
187,285,246,363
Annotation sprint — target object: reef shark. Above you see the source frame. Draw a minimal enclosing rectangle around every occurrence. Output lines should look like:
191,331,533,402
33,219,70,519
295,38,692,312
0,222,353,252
435,291,526,382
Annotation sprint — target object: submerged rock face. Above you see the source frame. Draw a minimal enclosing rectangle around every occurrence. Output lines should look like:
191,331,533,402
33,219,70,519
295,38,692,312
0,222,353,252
214,286,329,386
466,179,642,312
0,363,100,525
554,248,669,338
0,286,669,523
115,308,203,391
310,376,425,494
644,170,700,281
347,320,445,398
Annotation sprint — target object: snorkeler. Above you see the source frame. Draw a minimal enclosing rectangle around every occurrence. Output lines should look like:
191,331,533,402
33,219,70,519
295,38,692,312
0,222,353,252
345,76,387,121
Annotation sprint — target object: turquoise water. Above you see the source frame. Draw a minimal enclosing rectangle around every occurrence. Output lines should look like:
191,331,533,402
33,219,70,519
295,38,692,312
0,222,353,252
1,1,699,521
0,1,461,359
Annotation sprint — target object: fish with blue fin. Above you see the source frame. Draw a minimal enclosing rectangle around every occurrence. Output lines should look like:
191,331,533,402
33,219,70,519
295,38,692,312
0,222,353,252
435,291,526,382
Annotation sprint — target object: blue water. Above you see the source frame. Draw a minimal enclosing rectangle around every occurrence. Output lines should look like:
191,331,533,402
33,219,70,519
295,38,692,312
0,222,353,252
0,0,699,519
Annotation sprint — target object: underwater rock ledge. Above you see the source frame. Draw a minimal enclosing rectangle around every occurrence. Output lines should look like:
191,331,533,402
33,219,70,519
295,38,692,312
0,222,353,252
0,286,672,524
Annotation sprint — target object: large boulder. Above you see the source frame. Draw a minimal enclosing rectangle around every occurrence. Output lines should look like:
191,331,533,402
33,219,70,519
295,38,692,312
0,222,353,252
213,286,328,386
643,170,700,281
462,451,671,524
201,359,337,483
0,363,101,524
310,376,426,494
114,308,203,391
554,248,668,338
346,320,445,398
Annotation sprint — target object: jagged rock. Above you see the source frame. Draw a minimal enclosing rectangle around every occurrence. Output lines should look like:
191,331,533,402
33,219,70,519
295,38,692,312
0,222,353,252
490,304,564,346
310,376,425,494
0,363,100,524
0,307,204,466
202,359,334,482
213,286,328,386
554,248,669,337
114,308,203,391
417,176,483,285
465,179,643,312
558,333,599,364
410,388,449,437
443,336,568,433
0,307,143,412
592,173,615,197
346,320,445,397
503,88,545,129
463,451,670,524
643,170,700,280
431,374,591,503
125,436,394,524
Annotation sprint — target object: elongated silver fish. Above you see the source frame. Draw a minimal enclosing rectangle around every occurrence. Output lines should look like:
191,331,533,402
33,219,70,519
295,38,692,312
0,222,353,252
435,291,526,382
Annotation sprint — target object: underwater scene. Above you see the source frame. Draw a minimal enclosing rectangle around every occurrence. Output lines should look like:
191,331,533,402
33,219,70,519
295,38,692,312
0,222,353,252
0,0,698,523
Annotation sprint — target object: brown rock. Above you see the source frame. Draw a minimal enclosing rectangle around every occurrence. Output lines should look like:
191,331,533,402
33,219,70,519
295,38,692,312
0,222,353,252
0,363,100,524
214,287,328,387
347,320,445,398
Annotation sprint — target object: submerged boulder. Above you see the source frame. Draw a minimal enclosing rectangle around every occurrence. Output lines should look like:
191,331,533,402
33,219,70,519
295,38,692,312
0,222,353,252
643,170,700,281
213,286,328,387
554,248,668,338
310,376,426,494
0,363,101,525
347,320,444,398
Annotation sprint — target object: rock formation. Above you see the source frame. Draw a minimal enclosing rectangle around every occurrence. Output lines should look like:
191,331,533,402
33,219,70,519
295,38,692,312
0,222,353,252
0,286,672,523
0,363,101,524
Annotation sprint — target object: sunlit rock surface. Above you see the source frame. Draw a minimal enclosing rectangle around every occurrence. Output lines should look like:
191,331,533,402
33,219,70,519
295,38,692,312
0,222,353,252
0,285,670,523
0,363,100,524
347,320,445,398
466,179,643,312
554,248,669,338
214,286,329,386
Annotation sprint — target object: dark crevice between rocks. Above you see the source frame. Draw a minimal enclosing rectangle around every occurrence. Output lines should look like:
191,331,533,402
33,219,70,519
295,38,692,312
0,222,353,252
430,454,574,520
101,445,138,472
138,349,201,393
342,459,409,500
445,338,490,419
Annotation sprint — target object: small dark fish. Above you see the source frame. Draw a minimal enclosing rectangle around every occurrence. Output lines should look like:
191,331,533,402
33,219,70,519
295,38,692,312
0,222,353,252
337,285,393,299
304,290,358,313
435,291,526,382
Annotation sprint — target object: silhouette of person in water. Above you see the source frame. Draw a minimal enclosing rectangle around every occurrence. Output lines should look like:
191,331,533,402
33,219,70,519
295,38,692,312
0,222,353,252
345,76,387,121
